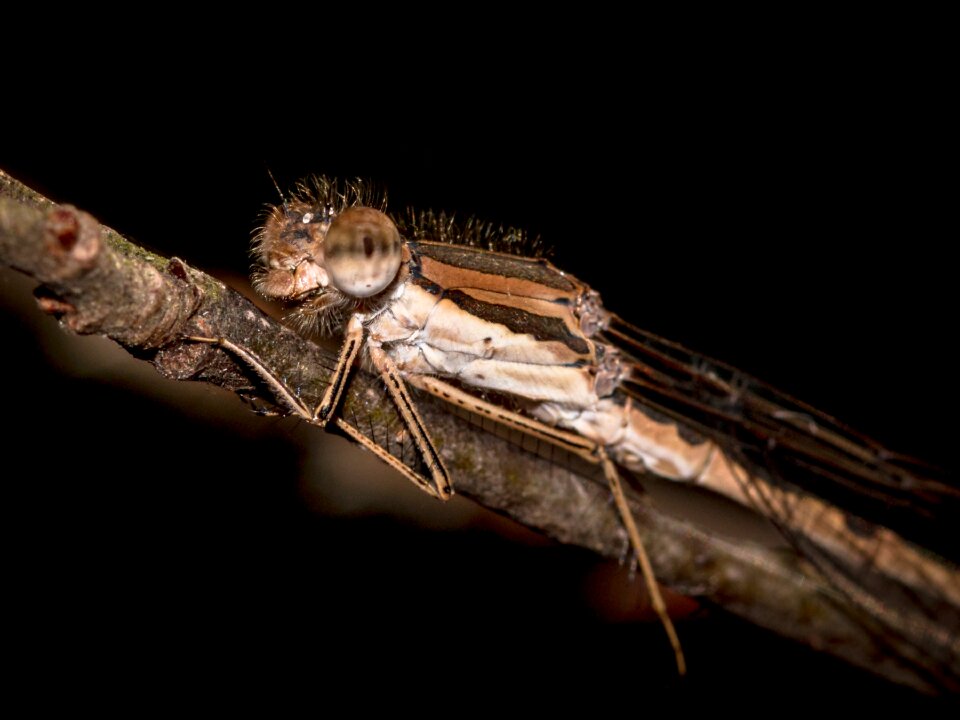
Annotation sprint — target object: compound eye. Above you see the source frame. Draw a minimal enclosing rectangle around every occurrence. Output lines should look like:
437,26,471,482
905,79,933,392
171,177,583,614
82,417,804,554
323,207,403,298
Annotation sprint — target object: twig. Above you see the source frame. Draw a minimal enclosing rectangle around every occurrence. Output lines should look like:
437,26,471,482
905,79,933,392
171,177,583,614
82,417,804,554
1,168,955,694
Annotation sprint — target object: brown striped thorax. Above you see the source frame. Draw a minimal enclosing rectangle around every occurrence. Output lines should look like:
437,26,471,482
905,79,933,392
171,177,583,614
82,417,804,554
253,178,623,408
253,178,738,484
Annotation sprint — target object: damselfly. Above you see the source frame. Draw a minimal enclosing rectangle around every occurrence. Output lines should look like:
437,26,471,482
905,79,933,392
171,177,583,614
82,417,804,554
189,176,958,685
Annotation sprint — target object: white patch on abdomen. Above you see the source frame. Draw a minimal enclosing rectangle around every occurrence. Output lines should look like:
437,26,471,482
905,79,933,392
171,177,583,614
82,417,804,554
533,397,728,482
373,284,600,405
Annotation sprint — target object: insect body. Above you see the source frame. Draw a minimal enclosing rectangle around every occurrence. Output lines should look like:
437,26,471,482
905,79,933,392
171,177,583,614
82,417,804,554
191,176,957,685
251,180,727,490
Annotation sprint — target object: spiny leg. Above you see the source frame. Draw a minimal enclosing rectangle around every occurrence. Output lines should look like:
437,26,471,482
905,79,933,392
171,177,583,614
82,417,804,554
313,315,364,426
334,418,442,499
406,373,686,674
599,448,686,676
185,333,444,499
367,344,453,499
311,314,451,499
184,336,315,420
405,374,597,461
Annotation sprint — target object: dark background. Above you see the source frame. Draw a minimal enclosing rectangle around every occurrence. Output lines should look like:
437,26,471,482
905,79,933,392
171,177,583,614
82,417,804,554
1,42,954,709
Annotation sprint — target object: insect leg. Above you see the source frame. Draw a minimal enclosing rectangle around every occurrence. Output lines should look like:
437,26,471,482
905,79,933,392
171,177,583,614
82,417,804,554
405,374,597,461
366,344,454,500
184,333,444,500
599,448,686,676
184,335,315,420
311,316,452,501
312,314,364,426
406,374,686,674
333,418,444,499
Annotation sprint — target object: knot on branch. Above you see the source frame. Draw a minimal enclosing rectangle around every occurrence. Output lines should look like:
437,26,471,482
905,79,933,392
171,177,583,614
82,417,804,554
1,197,204,349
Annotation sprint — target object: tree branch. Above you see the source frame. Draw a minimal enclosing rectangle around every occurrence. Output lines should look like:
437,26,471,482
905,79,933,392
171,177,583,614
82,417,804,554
1,168,955,695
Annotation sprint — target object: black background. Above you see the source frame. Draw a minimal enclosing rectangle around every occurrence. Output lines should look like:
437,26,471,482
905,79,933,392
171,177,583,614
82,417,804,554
1,33,955,710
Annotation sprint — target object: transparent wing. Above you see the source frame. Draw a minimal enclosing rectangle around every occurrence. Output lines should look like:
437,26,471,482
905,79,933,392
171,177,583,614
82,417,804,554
603,313,959,556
